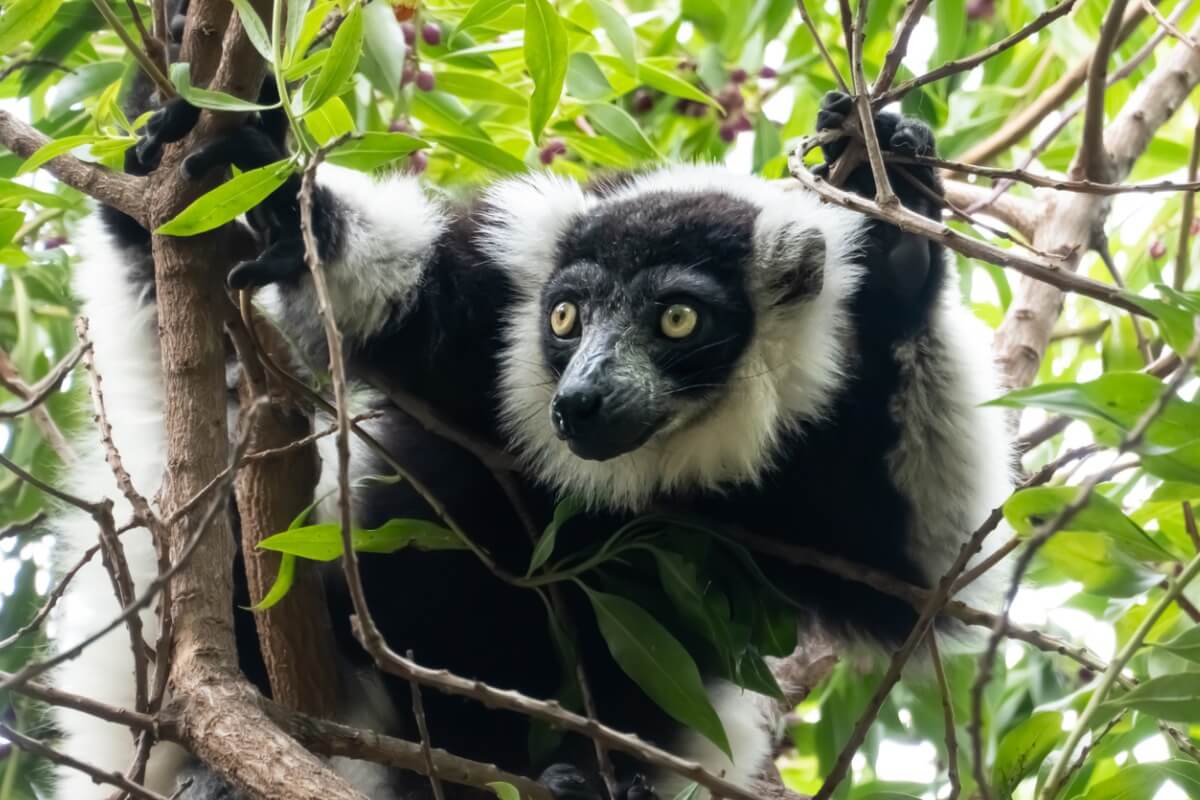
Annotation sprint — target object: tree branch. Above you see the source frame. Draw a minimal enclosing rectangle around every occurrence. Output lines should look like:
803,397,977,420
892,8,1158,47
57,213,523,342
1076,0,1129,182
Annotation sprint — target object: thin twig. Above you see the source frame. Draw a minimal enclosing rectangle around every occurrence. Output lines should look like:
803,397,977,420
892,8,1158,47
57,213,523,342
89,0,175,98
1077,0,1129,182
1184,501,1200,552
0,542,101,651
1175,113,1200,290
0,723,166,800
795,0,850,93
0,345,79,463
408,651,447,800
843,0,897,208
875,0,1077,106
788,149,1150,316
1139,0,1200,52
871,0,931,95
927,635,960,800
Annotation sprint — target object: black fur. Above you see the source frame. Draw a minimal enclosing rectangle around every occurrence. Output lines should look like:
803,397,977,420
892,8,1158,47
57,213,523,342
92,82,959,799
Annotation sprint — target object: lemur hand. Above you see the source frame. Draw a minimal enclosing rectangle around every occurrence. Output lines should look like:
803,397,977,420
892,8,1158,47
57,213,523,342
813,90,941,219
539,764,659,800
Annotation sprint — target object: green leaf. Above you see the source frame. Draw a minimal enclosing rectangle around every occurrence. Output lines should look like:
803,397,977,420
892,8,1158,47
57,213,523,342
1039,532,1163,596
583,103,659,161
990,711,1062,796
488,782,521,800
585,0,636,68
1149,625,1200,664
326,132,427,171
1103,674,1200,723
650,549,735,665
671,784,702,800
285,0,311,60
155,160,295,236
527,496,585,576
584,587,731,757
524,0,568,141
935,0,966,66
752,114,781,175
0,0,65,55
301,3,364,114
635,61,717,108
1004,486,1174,563
436,71,528,106
16,135,106,176
230,0,274,62
362,0,407,99
258,517,466,561
566,53,616,101
1079,759,1200,800
251,553,297,610
735,646,786,701
456,0,520,35
0,209,24,247
304,97,355,144
170,63,281,112
426,133,526,173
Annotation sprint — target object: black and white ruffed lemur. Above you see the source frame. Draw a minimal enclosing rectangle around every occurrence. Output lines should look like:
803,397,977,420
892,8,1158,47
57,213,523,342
48,38,1013,800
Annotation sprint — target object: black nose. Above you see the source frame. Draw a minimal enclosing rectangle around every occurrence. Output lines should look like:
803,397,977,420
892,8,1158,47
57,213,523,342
552,386,603,437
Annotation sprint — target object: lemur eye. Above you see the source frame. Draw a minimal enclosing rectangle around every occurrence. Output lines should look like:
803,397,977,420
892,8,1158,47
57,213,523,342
550,301,579,338
660,304,698,339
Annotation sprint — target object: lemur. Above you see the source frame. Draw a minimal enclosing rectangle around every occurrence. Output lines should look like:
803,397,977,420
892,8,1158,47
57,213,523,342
48,34,1013,799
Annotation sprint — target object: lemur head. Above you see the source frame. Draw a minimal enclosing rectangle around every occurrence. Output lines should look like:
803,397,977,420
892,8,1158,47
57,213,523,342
487,166,867,510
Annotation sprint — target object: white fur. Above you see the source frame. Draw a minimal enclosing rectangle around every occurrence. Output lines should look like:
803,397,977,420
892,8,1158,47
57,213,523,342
887,273,1015,611
298,164,446,344
654,682,773,799
492,166,868,510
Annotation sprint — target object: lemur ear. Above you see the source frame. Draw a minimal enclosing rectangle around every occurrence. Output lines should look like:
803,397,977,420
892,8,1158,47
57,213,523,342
756,221,826,304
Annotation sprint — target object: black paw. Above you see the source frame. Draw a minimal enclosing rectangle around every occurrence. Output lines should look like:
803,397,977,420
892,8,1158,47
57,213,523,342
180,125,287,181
130,97,201,175
617,773,658,800
227,238,306,290
539,764,606,800
815,90,854,133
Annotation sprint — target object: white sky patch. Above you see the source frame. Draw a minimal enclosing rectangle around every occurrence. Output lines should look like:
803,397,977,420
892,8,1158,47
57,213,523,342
903,17,937,76
1005,640,1025,669
764,39,787,71
1010,583,1082,627
1156,782,1189,800
875,739,938,783
763,85,795,124
1134,734,1170,763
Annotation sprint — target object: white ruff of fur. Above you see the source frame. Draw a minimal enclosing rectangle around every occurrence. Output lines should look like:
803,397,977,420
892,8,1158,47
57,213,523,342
489,166,867,511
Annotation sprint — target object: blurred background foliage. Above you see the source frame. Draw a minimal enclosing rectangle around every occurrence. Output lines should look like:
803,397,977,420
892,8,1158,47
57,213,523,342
0,0,1199,798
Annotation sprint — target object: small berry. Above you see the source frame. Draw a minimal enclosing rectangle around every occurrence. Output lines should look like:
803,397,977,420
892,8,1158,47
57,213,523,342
632,89,654,114
677,59,696,72
401,22,416,45
966,0,995,20
401,64,415,86
42,236,67,249
394,4,416,22
1191,218,1200,236
408,150,428,173
729,68,748,84
1150,239,1167,259
416,70,435,92
688,101,707,118
718,124,736,143
389,119,410,133
717,86,744,113
422,22,442,46
759,66,778,79
733,114,753,133
539,139,567,165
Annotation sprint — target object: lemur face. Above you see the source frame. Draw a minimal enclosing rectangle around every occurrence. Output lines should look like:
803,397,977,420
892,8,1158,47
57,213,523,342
540,191,758,461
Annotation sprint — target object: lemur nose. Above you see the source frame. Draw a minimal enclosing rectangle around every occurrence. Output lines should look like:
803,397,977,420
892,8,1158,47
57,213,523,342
551,386,604,437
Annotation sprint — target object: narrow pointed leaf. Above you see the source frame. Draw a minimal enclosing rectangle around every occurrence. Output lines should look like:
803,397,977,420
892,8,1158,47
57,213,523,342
156,160,294,236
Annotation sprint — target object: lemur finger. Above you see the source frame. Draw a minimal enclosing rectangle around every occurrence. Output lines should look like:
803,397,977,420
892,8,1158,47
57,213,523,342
181,126,286,180
135,98,200,170
227,238,306,290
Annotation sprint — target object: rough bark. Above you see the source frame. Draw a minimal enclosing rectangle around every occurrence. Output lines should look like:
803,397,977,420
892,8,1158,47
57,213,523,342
993,23,1200,389
234,315,338,718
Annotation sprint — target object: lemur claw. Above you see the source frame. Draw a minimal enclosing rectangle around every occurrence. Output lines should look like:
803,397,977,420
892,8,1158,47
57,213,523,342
131,98,200,176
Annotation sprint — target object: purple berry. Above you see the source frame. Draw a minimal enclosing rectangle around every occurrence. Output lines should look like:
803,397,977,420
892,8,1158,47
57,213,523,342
688,102,707,118
632,89,654,114
733,114,753,133
416,71,435,92
759,66,778,79
729,68,748,84
422,22,442,46
42,236,67,249
401,22,416,45
717,87,744,112
401,64,415,86
1150,240,1167,259
389,119,410,133
409,150,428,174
718,124,736,143
966,0,995,19
539,139,567,164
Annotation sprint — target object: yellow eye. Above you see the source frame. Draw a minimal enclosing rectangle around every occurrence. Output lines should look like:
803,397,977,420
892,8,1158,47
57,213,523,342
550,301,579,337
660,304,698,339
